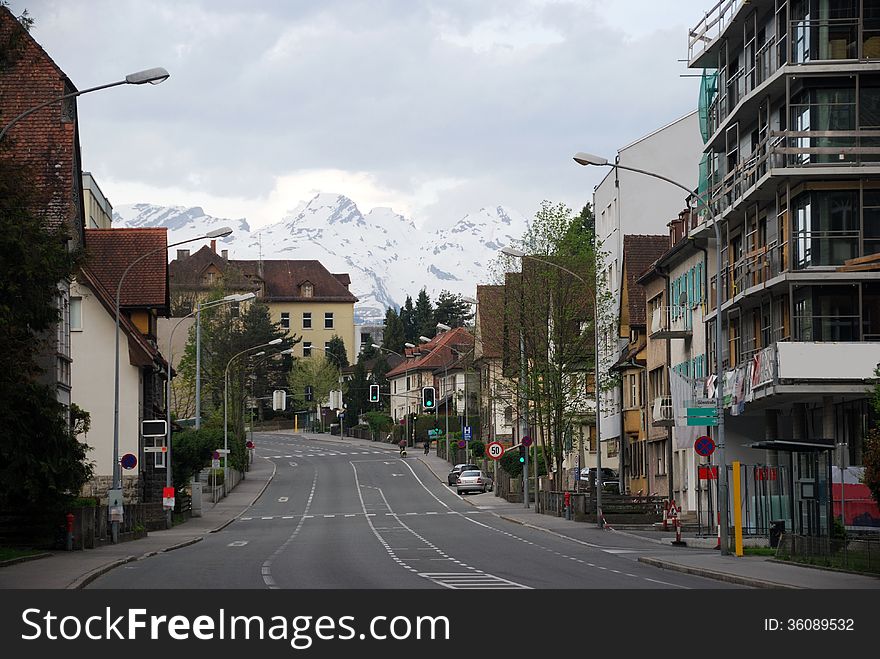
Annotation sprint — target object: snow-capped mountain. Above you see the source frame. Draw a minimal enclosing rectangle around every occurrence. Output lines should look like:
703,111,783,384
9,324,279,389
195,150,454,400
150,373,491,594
113,194,529,322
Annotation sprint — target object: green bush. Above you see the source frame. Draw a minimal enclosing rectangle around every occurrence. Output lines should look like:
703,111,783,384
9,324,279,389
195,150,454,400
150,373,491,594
469,440,485,458
499,447,547,479
172,428,224,489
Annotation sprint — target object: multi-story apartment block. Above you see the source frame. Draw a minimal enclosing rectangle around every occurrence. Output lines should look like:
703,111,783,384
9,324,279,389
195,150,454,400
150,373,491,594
686,0,880,534
82,172,113,229
475,285,517,445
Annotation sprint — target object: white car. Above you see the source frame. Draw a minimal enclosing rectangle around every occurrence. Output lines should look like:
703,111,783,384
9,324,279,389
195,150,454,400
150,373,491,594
456,470,493,495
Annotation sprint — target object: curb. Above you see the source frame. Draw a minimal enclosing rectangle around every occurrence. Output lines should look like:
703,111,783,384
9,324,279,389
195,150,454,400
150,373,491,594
0,552,53,568
69,556,137,590
210,457,277,534
496,514,605,549
637,556,802,589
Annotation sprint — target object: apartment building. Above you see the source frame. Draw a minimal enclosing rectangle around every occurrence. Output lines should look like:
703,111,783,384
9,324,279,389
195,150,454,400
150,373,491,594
686,0,880,534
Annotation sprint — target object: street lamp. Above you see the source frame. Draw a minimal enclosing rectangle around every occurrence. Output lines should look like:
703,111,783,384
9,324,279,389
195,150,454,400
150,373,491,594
110,226,231,543
195,292,257,430
163,291,250,528
500,246,597,517
0,67,170,141
224,338,283,484
573,151,730,553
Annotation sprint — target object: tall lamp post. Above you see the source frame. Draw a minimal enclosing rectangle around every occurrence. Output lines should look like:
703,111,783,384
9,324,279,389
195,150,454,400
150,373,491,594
111,226,231,543
573,151,730,553
224,338,283,484
0,67,170,142
500,247,601,524
163,291,253,528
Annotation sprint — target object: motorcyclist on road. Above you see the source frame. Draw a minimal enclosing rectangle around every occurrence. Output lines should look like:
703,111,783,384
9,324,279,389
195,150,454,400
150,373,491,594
398,438,407,457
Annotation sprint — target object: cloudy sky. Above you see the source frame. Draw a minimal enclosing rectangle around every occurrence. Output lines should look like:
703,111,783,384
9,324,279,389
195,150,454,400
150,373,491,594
11,0,709,230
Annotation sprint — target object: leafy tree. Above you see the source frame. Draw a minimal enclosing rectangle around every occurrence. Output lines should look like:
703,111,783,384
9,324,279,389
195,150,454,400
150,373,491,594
325,334,349,368
371,353,392,412
358,333,378,361
343,360,370,429
176,298,293,465
363,411,394,441
863,364,880,507
381,307,406,354
289,357,340,432
0,150,93,515
434,290,475,328
413,288,435,339
400,296,416,344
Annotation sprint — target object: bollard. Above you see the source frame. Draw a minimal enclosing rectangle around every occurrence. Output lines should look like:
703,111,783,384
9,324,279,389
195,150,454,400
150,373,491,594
65,512,74,551
672,513,687,546
564,491,571,520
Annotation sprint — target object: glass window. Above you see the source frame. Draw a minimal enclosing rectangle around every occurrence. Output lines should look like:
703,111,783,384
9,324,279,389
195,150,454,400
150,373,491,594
302,283,313,298
70,297,82,330
303,312,312,329
324,312,334,329
303,342,312,358
863,283,880,341
793,190,859,267
280,312,289,329
794,285,859,341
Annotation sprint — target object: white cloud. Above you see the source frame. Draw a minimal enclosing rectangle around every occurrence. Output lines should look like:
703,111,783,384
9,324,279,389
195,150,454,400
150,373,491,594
12,0,709,230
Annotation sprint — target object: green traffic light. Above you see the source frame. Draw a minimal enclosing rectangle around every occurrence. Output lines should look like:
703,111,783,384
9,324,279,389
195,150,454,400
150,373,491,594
519,457,525,463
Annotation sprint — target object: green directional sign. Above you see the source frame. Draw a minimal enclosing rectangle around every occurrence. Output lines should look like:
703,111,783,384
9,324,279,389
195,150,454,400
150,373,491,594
686,407,719,426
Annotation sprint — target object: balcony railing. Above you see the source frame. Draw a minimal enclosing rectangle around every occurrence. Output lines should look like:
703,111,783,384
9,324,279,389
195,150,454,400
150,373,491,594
650,306,693,339
706,130,880,216
688,0,742,63
651,396,674,427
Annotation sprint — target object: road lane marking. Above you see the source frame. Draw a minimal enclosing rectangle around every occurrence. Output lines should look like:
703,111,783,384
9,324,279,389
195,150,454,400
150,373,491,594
278,497,288,502
228,541,248,547
261,470,318,590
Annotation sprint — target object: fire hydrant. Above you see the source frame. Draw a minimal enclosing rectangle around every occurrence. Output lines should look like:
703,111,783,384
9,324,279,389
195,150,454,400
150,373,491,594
564,491,572,520
65,512,74,551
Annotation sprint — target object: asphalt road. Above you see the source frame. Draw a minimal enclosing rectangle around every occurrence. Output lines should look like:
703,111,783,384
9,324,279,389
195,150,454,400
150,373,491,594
87,432,743,590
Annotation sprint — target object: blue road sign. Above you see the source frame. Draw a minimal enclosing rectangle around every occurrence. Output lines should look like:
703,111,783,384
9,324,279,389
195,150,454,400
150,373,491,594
463,426,472,440
694,435,716,457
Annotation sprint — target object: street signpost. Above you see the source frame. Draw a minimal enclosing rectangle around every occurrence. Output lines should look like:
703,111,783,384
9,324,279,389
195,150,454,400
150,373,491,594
143,446,167,453
457,439,466,449
163,486,175,510
522,435,532,447
487,441,504,461
463,426,472,441
141,419,167,437
120,453,138,470
686,407,719,426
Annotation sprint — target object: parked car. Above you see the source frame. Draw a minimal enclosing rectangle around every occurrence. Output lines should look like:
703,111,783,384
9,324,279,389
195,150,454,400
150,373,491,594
456,470,493,495
447,463,480,485
579,467,618,487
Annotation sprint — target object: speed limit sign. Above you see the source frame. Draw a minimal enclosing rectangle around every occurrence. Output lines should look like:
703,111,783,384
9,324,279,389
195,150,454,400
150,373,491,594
487,441,504,461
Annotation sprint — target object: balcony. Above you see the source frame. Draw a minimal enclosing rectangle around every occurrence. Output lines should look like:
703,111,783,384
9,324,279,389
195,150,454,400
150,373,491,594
706,130,880,217
651,396,674,427
650,306,693,339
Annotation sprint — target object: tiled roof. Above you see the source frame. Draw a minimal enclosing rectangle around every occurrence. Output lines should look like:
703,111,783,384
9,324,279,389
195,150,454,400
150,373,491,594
77,266,167,370
476,285,505,359
623,235,668,327
385,327,474,379
0,7,84,245
170,250,358,303
84,228,169,310
169,245,257,291
234,260,358,302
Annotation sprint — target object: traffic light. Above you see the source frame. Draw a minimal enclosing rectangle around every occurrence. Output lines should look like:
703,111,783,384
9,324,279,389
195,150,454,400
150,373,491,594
518,445,526,463
422,386,435,410
369,384,380,402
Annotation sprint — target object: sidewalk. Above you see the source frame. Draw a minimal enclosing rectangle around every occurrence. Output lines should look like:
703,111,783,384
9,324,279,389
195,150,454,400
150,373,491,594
0,453,276,589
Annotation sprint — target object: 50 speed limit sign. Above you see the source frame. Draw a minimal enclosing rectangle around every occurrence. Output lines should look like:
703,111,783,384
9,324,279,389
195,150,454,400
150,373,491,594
487,441,505,461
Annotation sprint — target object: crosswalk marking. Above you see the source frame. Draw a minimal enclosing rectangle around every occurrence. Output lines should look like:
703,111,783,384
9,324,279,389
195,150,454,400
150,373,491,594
235,510,484,522
418,572,530,590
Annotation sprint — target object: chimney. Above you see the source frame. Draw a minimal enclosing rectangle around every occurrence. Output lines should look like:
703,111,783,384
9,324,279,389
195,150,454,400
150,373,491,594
177,249,190,260
221,249,228,259
210,239,217,253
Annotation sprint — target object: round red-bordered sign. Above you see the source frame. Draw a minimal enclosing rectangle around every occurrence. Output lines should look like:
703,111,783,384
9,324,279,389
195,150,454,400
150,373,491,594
487,441,504,461
694,435,716,457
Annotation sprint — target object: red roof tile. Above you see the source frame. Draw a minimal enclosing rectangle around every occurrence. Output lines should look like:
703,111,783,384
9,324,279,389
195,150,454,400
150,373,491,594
84,228,169,310
385,327,474,378
623,235,668,327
